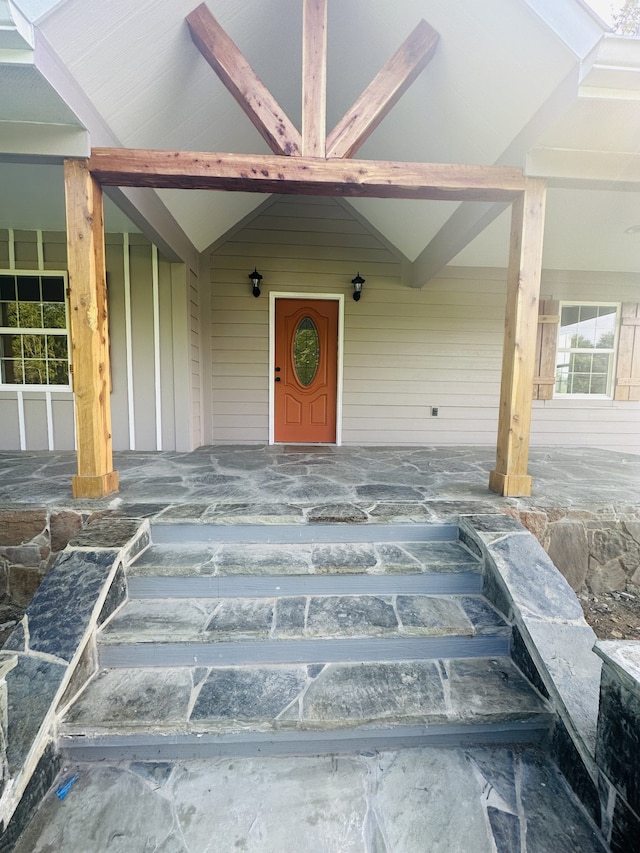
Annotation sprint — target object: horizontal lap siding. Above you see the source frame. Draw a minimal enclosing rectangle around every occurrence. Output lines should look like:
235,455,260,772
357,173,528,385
209,197,505,446
341,271,503,445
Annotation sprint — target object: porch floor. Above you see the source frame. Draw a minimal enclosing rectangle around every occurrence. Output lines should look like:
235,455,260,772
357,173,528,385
1,444,639,516
2,445,631,852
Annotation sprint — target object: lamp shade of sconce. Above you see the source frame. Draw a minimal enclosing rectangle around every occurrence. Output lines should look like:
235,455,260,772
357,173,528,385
351,272,365,301
249,268,263,297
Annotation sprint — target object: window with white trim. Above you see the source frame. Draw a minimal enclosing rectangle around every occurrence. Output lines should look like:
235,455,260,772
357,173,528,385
0,272,70,387
554,303,618,397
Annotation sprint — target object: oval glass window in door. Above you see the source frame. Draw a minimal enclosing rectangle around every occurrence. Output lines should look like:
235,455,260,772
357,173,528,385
293,316,320,386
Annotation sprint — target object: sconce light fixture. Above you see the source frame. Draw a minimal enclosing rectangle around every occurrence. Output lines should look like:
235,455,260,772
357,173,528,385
351,272,365,302
249,268,263,297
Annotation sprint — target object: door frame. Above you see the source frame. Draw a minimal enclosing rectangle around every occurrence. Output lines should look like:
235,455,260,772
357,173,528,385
269,292,344,445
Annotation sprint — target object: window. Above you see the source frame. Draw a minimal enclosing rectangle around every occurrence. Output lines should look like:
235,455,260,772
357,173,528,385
0,272,70,387
554,303,618,396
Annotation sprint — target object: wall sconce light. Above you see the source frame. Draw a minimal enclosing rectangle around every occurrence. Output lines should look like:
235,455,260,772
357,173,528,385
352,272,365,302
249,268,263,297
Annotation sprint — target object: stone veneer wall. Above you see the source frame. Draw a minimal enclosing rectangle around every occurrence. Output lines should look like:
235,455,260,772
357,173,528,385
513,509,640,594
593,642,640,853
0,509,94,641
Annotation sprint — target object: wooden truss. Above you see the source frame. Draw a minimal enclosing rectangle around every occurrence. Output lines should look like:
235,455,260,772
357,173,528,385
64,0,546,499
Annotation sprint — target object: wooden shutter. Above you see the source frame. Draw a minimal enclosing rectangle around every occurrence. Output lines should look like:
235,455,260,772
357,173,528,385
614,303,640,402
533,299,559,400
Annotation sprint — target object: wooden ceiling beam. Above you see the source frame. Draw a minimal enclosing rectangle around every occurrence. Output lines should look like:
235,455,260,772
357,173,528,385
302,0,328,157
326,19,439,160
89,148,524,201
186,3,302,157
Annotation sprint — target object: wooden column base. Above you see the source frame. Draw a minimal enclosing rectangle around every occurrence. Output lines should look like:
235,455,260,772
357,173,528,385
72,471,120,499
488,470,532,497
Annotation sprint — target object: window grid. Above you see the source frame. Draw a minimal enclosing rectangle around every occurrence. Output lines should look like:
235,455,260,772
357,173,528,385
0,271,70,389
554,303,618,397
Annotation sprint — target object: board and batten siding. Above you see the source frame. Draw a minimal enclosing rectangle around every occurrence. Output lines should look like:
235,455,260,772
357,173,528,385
208,197,639,453
0,229,196,453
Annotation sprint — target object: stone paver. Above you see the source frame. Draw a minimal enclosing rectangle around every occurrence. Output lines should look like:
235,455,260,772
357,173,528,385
13,747,607,853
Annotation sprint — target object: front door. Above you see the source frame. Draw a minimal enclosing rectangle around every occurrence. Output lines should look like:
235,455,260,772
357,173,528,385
274,298,338,443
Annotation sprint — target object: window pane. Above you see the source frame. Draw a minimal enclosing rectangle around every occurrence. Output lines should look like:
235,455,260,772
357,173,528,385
0,302,18,327
17,276,40,302
46,335,68,359
571,374,590,394
592,353,609,373
293,317,320,386
572,354,591,372
589,375,607,395
0,276,15,301
43,303,66,329
1,359,22,383
0,333,21,358
48,361,69,385
18,302,43,329
23,334,46,359
41,277,65,302
23,360,47,384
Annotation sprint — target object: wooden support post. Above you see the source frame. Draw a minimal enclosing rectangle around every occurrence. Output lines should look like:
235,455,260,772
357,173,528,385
64,159,119,498
489,178,547,497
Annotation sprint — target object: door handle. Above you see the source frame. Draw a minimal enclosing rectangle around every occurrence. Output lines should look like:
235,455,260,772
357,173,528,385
275,377,281,382
275,366,281,372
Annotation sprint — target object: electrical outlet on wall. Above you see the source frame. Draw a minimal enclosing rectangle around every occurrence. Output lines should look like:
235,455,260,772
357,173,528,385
431,407,438,417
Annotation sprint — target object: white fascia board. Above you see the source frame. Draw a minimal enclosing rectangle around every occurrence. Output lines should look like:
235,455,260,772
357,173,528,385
27,28,198,268
580,34,640,98
522,0,606,59
0,1,34,50
0,119,88,156
0,46,31,61
526,148,640,187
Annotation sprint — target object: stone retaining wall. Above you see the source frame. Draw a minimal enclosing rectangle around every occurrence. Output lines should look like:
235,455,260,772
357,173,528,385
513,509,640,594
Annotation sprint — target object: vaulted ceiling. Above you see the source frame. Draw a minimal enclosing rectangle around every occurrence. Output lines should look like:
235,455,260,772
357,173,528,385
2,0,640,275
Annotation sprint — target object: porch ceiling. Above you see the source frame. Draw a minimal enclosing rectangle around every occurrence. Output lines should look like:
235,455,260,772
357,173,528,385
3,0,640,274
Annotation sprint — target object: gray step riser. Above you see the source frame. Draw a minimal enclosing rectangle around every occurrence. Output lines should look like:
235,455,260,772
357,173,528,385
59,720,551,762
98,635,511,668
150,523,460,545
127,572,482,599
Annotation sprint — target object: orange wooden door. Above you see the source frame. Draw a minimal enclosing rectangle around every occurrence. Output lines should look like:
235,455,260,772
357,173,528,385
274,299,338,443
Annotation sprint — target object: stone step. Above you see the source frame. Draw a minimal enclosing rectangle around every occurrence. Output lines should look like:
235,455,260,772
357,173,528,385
101,593,507,644
59,658,553,761
129,538,481,580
